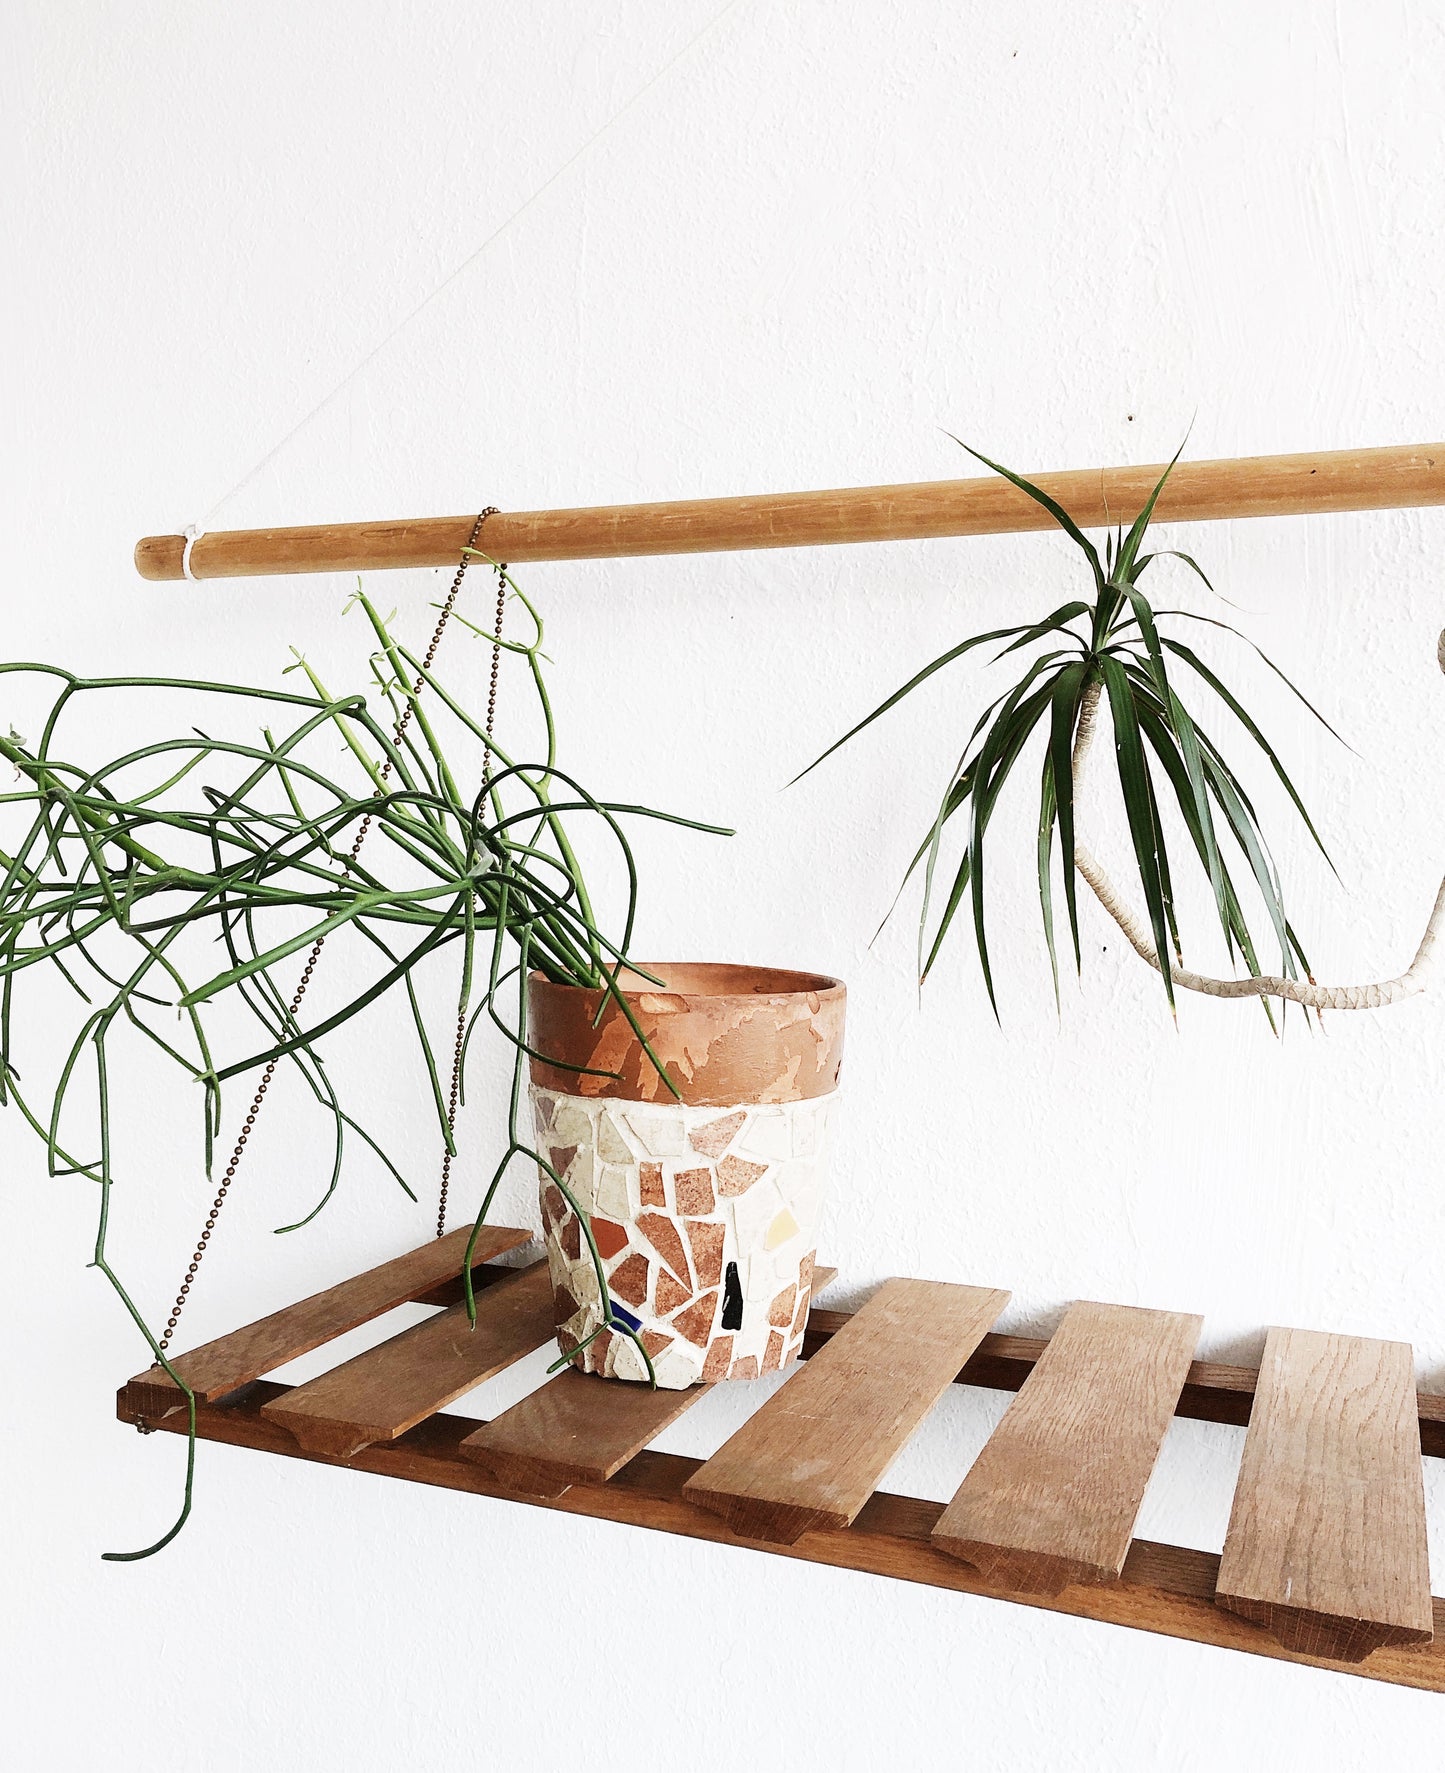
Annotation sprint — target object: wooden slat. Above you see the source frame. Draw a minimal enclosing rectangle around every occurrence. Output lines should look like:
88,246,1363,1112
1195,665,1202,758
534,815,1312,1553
683,1278,1009,1544
116,1382,1445,1694
462,1265,839,1497
123,1223,531,1419
460,1367,704,1498
260,1261,555,1458
932,1301,1202,1594
1216,1327,1433,1663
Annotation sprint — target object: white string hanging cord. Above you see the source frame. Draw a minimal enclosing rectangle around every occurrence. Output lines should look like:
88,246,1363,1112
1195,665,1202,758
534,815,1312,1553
173,0,743,555
151,3,744,1336
1069,632,1445,1010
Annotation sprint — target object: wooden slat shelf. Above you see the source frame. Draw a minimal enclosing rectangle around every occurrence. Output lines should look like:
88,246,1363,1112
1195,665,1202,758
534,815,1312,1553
118,1234,1445,1691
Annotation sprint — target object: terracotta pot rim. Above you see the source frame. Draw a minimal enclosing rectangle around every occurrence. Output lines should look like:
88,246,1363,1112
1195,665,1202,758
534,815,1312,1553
527,960,845,1006
527,961,846,1105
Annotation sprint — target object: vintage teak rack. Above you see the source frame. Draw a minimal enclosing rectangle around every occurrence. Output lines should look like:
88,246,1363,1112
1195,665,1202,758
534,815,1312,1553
128,440,1445,1691
120,1232,1445,1691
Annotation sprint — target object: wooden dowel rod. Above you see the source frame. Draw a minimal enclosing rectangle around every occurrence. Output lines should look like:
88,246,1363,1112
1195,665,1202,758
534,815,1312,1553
134,441,1445,581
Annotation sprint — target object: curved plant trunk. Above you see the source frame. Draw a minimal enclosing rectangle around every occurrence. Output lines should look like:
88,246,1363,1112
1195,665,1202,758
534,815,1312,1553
1070,673,1445,1009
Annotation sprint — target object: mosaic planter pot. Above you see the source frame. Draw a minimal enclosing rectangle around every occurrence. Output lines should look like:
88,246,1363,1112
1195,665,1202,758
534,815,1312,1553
528,962,846,1388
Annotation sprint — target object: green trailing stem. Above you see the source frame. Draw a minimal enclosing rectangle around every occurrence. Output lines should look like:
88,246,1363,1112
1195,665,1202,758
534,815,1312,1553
1,578,723,1554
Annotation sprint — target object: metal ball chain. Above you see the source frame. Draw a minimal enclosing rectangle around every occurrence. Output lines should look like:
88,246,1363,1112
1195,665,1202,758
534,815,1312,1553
436,556,507,1238
158,510,503,1354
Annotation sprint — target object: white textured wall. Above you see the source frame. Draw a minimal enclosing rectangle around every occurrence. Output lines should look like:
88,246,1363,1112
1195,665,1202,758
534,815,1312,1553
7,3,1445,1766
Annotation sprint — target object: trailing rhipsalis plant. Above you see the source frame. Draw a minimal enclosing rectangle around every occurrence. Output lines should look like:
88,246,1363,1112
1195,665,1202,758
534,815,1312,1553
800,442,1358,1017
0,571,724,1554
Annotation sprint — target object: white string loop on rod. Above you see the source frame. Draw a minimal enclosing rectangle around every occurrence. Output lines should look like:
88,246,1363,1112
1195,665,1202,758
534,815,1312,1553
180,524,206,583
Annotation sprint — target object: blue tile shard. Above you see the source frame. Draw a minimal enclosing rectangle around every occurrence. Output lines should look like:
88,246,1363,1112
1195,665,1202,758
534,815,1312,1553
607,1300,642,1333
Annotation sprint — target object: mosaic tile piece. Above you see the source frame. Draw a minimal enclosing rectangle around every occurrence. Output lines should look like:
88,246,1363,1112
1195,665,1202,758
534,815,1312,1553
732,1181,782,1251
534,1084,835,1387
596,1165,632,1219
583,1328,612,1374
689,1110,747,1157
552,1103,593,1146
591,1218,629,1261
652,1344,696,1388
607,1251,649,1307
674,1165,715,1216
623,1111,685,1158
717,1153,769,1197
568,1150,599,1215
768,1283,797,1328
685,1219,725,1290
702,1334,734,1380
610,1334,648,1382
547,1143,579,1180
790,1106,821,1156
597,1116,635,1164
569,1259,602,1310
736,1112,790,1160
608,1300,642,1333
765,1207,800,1250
673,1291,719,1347
655,1268,691,1316
637,1211,691,1284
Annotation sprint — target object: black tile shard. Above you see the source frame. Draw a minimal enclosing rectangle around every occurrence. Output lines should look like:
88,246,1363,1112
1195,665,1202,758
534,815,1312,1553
721,1260,743,1331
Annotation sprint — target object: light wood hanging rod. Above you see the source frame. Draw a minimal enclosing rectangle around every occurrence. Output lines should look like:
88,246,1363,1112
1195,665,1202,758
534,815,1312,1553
134,441,1445,581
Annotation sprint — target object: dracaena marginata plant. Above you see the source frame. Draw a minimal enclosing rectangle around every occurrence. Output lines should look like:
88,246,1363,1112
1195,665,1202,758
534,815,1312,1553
1,573,723,1556
799,443,1351,1020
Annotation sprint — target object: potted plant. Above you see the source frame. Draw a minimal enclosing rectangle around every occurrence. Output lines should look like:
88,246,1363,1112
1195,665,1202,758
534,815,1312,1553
528,959,844,1387
0,567,843,1554
797,443,1445,1015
